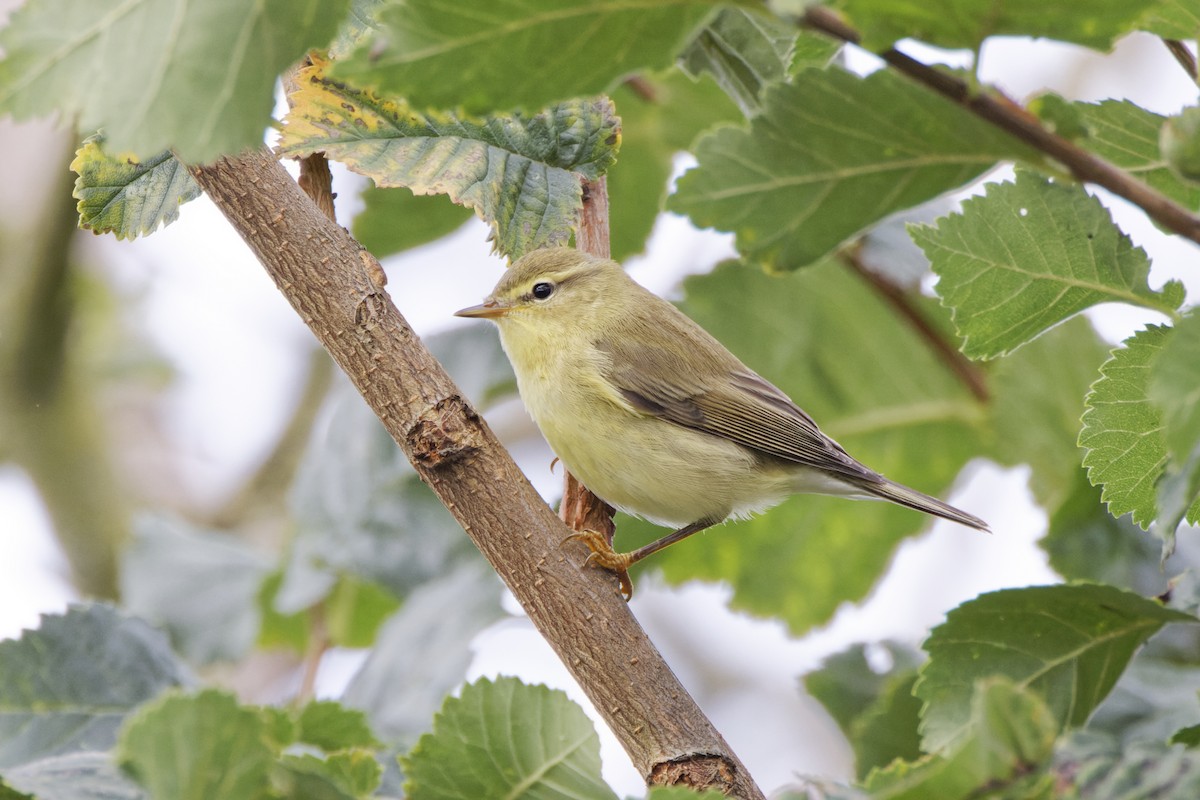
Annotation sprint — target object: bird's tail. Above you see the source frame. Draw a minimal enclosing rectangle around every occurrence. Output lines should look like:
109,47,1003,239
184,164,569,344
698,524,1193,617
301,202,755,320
863,477,989,532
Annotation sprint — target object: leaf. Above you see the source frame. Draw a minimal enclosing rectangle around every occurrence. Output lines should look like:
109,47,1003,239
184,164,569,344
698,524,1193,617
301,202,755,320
986,316,1110,512
0,605,191,769
323,575,401,649
805,642,923,737
1042,474,1166,596
296,702,381,753
401,677,617,800
1052,730,1200,798
1150,312,1200,544
607,69,741,260
279,58,620,260
835,0,1162,51
915,172,1184,359
1080,326,1194,532
352,187,474,259
342,563,505,745
1068,100,1200,210
1087,655,1200,747
71,136,200,240
121,514,272,665
677,7,803,116
617,258,986,634
0,0,350,162
331,0,717,114
277,375,484,612
1150,312,1200,465
1138,0,1200,39
863,678,1058,800
915,583,1195,753
117,690,274,800
276,751,382,800
0,752,147,800
670,67,1034,270
329,0,388,60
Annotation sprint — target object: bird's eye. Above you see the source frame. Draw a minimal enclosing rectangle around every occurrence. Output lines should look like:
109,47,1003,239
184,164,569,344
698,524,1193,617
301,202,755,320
531,282,554,300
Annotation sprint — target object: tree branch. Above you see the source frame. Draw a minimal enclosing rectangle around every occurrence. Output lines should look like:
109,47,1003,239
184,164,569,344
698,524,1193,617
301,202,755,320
188,150,765,800
803,6,1200,248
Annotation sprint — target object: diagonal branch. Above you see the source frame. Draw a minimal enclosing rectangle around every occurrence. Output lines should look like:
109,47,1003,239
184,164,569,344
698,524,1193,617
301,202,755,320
802,6,1200,248
187,150,765,800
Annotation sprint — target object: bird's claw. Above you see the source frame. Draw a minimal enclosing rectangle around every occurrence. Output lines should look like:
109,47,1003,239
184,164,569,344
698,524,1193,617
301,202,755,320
561,529,635,601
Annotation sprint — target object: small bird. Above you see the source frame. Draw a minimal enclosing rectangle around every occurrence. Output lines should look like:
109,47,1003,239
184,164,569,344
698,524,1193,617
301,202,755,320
456,248,988,597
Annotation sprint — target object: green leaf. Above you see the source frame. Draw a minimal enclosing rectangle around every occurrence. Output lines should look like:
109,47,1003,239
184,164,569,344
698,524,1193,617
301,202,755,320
1173,725,1200,747
121,514,272,665
987,316,1110,512
401,677,617,800
352,187,474,259
1087,655,1200,747
607,69,741,260
1149,312,1200,543
863,678,1057,800
329,0,387,60
71,136,200,240
332,0,717,114
677,7,802,116
279,58,619,260
1069,100,1200,209
671,67,1034,270
1080,326,1181,531
117,690,275,800
0,0,350,162
1052,730,1200,798
1138,0,1200,39
342,563,505,745
324,575,401,649
0,752,147,800
278,375,484,612
1150,312,1200,465
915,172,1184,359
805,643,923,737
296,702,381,752
1042,474,1166,595
618,258,986,633
805,644,926,779
835,0,1161,51
0,604,190,769
256,571,311,653
276,751,382,800
915,583,1195,753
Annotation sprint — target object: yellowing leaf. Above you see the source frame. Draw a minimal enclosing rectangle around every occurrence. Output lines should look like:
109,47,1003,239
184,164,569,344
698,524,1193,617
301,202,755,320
278,59,619,260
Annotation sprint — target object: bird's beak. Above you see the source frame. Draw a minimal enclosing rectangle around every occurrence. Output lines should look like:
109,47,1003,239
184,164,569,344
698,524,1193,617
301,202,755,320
454,298,511,319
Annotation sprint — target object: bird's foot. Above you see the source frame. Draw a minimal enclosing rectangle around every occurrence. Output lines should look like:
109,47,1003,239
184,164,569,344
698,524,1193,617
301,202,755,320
562,529,634,601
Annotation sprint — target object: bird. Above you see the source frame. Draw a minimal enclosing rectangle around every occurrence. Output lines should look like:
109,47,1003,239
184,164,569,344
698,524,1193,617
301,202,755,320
455,247,988,597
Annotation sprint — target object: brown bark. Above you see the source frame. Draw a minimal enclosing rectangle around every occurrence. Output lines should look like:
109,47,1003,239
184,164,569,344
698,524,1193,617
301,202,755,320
189,150,765,799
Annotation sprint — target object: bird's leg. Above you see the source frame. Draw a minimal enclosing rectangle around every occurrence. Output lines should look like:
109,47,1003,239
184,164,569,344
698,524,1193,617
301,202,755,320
563,518,719,600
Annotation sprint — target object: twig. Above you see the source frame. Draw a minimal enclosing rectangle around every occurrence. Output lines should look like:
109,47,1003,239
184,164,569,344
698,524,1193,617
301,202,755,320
296,604,329,705
802,7,1200,248
188,151,766,800
561,177,619,547
841,247,989,403
1163,39,1198,83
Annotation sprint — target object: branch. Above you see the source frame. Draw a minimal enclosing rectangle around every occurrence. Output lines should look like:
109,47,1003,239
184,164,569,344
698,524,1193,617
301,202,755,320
803,7,1200,248
188,150,765,800
560,177,618,547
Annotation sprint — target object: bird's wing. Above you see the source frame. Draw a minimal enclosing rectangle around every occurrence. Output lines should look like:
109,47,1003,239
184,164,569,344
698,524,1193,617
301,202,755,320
597,337,878,485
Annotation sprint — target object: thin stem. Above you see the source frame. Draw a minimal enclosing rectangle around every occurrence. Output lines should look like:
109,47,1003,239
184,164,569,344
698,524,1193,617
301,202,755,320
802,7,1200,248
1163,39,1198,83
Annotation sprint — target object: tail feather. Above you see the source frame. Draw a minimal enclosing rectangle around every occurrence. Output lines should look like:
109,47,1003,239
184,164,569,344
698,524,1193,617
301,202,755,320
863,478,990,532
